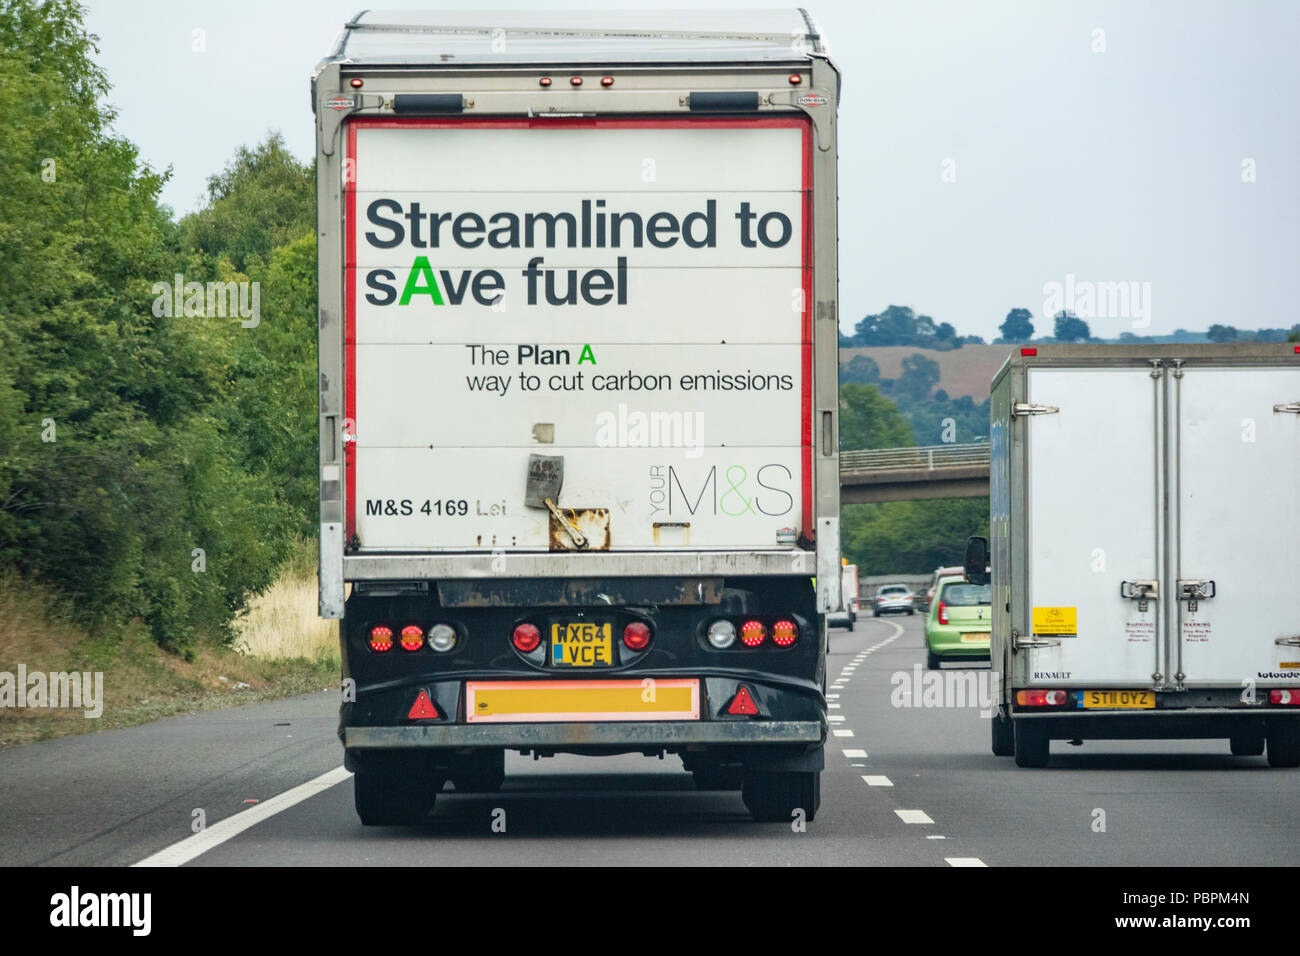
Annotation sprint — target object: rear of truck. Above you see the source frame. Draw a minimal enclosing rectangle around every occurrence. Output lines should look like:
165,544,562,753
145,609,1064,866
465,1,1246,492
983,344,1300,767
311,12,842,823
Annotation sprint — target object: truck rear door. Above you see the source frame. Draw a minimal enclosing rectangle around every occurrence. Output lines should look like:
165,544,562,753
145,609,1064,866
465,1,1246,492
1023,365,1164,687
1172,364,1300,689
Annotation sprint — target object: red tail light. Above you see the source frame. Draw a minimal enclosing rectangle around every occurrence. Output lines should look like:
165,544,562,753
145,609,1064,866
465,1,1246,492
1016,689,1069,706
1021,347,1038,356
937,601,948,625
772,619,798,647
740,620,766,647
408,689,439,719
512,622,540,653
369,625,393,652
1270,689,1300,705
399,625,424,652
727,685,760,715
623,621,652,650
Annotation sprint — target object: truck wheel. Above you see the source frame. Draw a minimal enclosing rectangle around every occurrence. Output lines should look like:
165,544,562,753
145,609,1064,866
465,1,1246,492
1229,734,1265,757
1266,721,1300,768
449,750,506,793
742,771,820,823
354,769,436,825
991,706,1015,756
1013,721,1050,768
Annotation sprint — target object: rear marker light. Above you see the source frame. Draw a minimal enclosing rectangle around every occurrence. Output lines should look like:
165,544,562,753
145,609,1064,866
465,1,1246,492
772,619,798,647
1270,689,1300,705
1020,347,1038,356
727,686,760,716
740,620,766,647
349,78,363,88
788,74,802,85
400,625,424,652
539,76,552,87
570,76,583,87
368,625,393,652
623,621,652,650
1016,689,1069,706
512,622,540,653
707,620,736,649
408,690,439,720
428,623,457,653
600,76,614,87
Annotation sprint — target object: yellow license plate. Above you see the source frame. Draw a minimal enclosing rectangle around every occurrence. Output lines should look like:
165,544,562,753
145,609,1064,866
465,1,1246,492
1082,690,1154,709
960,632,989,643
466,679,701,722
550,621,612,667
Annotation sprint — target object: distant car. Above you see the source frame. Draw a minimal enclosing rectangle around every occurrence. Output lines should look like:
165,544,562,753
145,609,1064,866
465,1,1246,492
919,565,963,613
924,574,992,669
871,584,915,617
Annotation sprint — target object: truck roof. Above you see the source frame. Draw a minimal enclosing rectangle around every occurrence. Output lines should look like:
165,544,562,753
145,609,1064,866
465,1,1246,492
991,342,1300,391
323,9,827,67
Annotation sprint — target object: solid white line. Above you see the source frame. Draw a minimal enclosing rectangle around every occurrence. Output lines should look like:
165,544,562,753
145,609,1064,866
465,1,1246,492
895,809,934,824
842,748,868,758
946,858,987,867
133,766,352,867
861,775,892,787
832,729,854,737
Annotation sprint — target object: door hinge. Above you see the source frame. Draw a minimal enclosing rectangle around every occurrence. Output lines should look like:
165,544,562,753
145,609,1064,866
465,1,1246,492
1273,401,1300,414
1011,628,1060,651
1011,403,1060,419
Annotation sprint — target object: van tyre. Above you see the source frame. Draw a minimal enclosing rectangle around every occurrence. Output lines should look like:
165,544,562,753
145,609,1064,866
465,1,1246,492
354,769,436,825
1266,721,1300,768
1229,734,1265,757
1013,721,1050,768
991,706,1015,756
742,771,820,823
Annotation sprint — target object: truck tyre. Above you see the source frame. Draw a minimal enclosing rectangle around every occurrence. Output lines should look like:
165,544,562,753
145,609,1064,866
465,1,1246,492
449,750,506,793
991,706,1015,756
1266,721,1300,768
1013,721,1050,768
355,769,436,825
742,771,820,823
1229,734,1265,757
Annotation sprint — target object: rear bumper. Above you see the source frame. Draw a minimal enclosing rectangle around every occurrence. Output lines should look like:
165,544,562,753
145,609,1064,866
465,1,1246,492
1011,708,1300,739
345,719,825,749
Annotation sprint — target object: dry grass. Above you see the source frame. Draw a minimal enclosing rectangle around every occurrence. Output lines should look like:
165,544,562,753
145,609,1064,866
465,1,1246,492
0,556,339,750
233,573,338,661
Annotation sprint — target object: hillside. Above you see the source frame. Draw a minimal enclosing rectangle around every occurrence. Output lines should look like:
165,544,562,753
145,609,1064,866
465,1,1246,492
839,344,1012,400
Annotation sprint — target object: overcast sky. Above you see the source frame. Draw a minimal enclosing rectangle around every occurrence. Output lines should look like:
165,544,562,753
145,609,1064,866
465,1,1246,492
83,1,1299,340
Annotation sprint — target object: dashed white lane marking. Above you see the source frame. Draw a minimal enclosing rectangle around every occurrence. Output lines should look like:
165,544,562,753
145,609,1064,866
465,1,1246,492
842,748,868,758
861,775,893,787
828,702,841,709
926,835,947,840
832,729,854,737
895,809,934,825
134,766,352,867
828,715,845,723
826,693,840,699
946,858,987,867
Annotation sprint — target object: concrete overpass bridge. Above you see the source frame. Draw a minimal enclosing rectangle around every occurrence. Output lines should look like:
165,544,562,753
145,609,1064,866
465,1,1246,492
839,442,990,503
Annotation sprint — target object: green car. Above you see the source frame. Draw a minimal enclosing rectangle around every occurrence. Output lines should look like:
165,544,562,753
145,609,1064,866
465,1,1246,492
924,574,992,669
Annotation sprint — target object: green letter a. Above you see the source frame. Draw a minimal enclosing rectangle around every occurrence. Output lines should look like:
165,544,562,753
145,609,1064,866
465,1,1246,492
399,257,445,305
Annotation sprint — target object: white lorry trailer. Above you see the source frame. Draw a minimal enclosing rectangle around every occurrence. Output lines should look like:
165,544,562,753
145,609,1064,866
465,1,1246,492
311,11,841,823
965,344,1300,767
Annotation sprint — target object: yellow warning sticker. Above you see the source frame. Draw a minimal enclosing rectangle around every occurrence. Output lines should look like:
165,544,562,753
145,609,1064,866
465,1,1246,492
1033,606,1077,635
1280,662,1300,669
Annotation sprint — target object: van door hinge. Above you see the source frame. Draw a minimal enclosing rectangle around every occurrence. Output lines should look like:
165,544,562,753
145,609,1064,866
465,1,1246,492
1273,402,1300,414
1011,628,1060,651
1011,403,1060,419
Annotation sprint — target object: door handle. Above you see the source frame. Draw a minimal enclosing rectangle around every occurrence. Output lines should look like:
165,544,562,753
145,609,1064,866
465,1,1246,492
1178,579,1215,612
1121,580,1158,612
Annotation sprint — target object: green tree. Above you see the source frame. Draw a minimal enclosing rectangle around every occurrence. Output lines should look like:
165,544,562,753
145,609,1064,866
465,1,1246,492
896,352,941,402
839,384,913,451
842,498,990,575
839,354,880,385
999,308,1034,342
1053,311,1091,342
1207,324,1240,343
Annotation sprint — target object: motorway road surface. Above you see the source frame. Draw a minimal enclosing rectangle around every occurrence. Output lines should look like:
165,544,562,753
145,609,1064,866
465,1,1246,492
2,613,1295,866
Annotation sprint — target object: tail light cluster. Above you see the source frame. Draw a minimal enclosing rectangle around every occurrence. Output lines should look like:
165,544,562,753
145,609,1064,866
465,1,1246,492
936,601,948,625
368,623,459,654
1016,689,1069,707
1270,689,1300,706
706,617,800,650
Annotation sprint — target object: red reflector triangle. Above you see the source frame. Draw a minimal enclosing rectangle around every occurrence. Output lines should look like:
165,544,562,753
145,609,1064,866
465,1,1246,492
727,686,759,716
408,690,439,720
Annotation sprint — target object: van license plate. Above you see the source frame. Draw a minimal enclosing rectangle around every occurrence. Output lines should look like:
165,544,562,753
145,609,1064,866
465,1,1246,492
1082,690,1154,709
551,621,613,667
